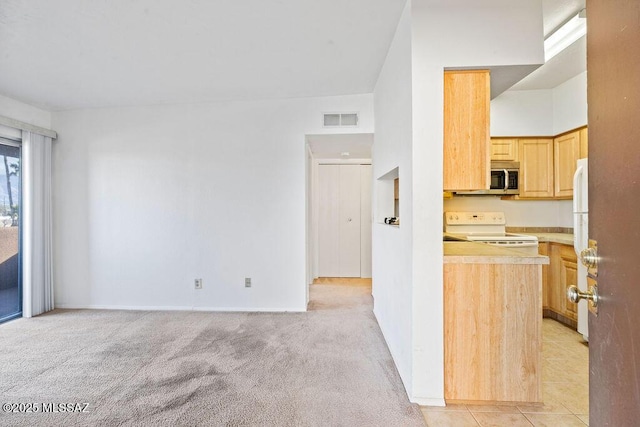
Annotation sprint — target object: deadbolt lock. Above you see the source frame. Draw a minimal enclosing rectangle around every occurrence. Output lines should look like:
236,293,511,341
580,239,598,277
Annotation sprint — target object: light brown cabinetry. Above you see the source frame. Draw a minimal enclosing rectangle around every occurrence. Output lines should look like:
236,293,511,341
561,249,579,320
490,138,518,161
444,262,542,404
539,242,549,309
514,127,588,200
519,139,554,198
554,130,581,197
443,70,490,191
541,242,578,328
579,127,588,159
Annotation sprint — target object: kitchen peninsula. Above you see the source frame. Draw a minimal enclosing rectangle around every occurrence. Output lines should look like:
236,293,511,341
444,241,549,404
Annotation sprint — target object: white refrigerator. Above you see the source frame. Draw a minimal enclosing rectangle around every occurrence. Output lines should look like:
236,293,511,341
573,158,589,340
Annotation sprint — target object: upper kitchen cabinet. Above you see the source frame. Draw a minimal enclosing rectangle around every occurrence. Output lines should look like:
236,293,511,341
554,130,581,198
514,127,588,200
490,138,518,161
579,127,588,158
443,70,490,191
519,138,554,198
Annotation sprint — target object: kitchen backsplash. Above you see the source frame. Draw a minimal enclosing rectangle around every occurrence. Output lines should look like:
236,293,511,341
443,197,573,228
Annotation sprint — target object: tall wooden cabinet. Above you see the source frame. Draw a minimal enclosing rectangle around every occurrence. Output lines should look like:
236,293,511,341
443,70,490,191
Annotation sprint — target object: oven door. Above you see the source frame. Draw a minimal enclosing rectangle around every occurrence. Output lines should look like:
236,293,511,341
469,239,539,255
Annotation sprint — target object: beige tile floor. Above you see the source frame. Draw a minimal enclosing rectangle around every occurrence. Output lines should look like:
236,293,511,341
421,319,589,426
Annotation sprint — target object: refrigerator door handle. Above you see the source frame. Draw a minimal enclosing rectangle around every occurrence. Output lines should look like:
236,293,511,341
573,165,584,213
574,214,582,255
573,165,584,256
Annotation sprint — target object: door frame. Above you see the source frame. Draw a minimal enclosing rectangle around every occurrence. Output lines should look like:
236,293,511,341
0,136,22,323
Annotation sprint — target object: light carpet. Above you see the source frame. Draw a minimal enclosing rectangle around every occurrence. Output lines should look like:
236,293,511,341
0,281,424,426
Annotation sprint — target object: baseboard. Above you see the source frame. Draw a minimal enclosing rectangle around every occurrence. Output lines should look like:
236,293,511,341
411,397,446,407
55,304,194,311
55,304,307,313
192,306,306,313
543,308,577,330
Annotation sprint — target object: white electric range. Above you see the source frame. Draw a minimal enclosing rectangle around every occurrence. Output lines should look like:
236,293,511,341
444,211,539,255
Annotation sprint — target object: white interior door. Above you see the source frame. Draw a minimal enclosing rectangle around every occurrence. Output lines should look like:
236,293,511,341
338,165,361,277
318,165,340,277
317,164,366,278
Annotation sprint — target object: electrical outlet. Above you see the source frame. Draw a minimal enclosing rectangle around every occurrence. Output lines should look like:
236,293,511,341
195,278,203,289
245,277,251,287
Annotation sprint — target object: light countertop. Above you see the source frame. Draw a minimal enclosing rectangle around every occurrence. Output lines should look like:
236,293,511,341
444,241,549,265
521,232,574,246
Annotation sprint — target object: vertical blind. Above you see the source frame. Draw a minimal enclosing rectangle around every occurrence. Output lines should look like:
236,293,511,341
22,131,54,317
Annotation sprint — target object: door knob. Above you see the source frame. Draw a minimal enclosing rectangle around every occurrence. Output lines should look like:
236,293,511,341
580,247,598,269
567,284,599,307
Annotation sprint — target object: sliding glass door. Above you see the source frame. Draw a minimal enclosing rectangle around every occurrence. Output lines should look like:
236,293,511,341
0,139,21,323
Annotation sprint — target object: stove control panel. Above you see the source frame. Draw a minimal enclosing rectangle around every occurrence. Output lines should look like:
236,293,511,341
444,211,505,226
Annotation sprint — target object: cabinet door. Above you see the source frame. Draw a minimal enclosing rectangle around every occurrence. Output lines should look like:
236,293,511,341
547,243,564,315
443,70,490,191
519,139,554,198
491,138,518,161
560,245,578,321
579,127,588,159
539,242,550,311
554,130,581,197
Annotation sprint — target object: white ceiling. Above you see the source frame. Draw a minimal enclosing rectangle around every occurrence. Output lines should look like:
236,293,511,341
542,0,586,37
307,134,373,160
510,35,586,90
508,0,586,91
0,0,406,111
0,0,587,110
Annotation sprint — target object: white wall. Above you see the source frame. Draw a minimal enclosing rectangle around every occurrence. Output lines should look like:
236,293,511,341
372,0,415,400
373,0,543,404
553,71,587,135
491,71,587,137
491,90,553,136
51,94,373,311
410,0,543,404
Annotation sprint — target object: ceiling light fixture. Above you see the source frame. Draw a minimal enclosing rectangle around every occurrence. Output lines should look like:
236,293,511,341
544,9,587,62
340,151,350,157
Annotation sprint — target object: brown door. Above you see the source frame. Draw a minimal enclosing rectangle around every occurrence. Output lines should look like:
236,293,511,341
587,0,640,425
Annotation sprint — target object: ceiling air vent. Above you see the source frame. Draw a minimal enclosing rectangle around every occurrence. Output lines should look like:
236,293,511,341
323,112,359,127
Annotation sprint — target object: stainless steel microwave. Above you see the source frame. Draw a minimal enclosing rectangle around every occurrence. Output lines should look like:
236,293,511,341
455,161,520,195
